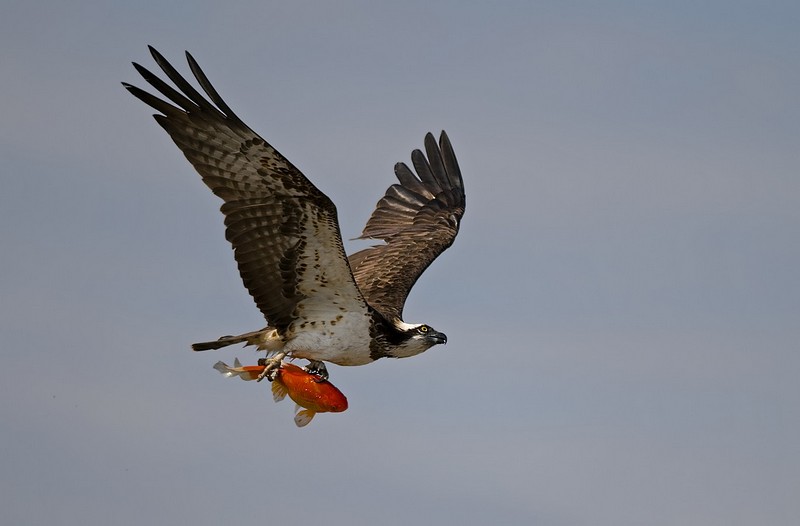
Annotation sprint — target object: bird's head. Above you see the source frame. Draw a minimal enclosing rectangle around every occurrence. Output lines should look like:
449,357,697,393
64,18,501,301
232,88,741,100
389,322,447,358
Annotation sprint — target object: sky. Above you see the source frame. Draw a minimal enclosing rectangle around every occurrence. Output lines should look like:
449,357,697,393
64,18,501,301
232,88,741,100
1,1,799,524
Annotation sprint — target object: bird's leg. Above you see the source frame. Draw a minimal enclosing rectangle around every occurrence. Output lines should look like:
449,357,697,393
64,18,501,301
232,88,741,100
256,352,287,382
305,360,329,381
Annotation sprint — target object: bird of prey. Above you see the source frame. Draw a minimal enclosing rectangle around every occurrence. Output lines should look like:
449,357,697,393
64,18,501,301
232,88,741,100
123,47,465,380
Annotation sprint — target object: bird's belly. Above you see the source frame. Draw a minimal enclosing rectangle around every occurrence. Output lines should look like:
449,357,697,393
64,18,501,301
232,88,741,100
284,313,374,366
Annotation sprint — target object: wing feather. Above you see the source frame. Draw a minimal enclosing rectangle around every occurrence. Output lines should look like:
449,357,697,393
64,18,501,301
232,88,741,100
349,131,465,322
125,47,368,330
394,162,435,198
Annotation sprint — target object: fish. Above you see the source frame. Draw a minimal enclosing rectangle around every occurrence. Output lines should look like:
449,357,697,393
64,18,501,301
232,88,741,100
271,363,348,427
213,359,348,427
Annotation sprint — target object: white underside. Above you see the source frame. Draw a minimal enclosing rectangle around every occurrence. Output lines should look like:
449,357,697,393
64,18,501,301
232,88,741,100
256,311,376,366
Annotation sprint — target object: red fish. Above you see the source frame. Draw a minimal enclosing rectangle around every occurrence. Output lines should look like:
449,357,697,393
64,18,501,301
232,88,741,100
213,359,348,427
271,363,348,427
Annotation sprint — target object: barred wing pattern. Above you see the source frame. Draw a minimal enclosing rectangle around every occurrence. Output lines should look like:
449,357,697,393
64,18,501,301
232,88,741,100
348,132,465,322
124,47,368,331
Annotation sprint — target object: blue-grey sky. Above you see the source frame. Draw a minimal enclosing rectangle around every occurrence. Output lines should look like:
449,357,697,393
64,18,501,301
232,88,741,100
2,1,798,525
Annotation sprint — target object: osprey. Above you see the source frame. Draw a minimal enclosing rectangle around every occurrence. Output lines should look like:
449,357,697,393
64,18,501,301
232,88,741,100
124,47,465,380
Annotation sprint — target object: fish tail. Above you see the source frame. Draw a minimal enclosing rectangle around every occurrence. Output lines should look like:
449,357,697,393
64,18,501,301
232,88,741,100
212,360,237,377
212,358,255,381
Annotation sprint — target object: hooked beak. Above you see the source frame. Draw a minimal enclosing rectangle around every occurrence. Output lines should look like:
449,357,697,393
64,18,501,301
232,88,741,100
427,330,447,345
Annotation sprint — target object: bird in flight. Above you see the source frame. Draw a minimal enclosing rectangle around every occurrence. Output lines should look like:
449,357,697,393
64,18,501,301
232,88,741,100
123,47,465,381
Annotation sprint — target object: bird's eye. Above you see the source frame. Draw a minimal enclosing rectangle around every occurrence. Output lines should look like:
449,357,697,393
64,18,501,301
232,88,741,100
418,325,428,333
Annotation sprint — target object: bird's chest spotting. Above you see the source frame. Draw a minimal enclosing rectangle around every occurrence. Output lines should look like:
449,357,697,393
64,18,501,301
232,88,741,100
284,312,374,366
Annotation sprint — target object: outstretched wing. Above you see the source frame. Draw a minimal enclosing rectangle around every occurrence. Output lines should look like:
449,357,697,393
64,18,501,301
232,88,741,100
348,131,465,322
124,46,368,331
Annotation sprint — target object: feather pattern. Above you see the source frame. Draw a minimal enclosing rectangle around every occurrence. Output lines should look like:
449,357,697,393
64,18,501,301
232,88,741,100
123,46,368,331
349,132,465,322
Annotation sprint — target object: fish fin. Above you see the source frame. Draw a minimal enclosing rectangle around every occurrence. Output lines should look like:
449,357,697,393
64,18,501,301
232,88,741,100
294,409,316,427
233,357,243,368
271,381,288,402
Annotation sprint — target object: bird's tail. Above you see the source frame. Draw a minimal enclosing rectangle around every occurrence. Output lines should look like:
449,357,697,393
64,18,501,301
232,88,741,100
191,329,266,351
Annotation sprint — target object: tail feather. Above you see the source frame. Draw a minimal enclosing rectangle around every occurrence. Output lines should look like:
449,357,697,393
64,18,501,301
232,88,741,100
191,329,265,351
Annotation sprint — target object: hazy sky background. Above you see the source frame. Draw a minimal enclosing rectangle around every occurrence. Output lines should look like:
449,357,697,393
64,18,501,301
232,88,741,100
2,1,798,525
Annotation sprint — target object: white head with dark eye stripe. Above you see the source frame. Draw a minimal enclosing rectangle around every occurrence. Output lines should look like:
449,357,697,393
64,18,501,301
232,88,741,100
388,322,447,358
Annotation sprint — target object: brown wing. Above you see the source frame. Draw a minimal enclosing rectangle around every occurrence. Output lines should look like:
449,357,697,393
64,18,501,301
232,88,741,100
124,46,368,330
348,131,465,322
